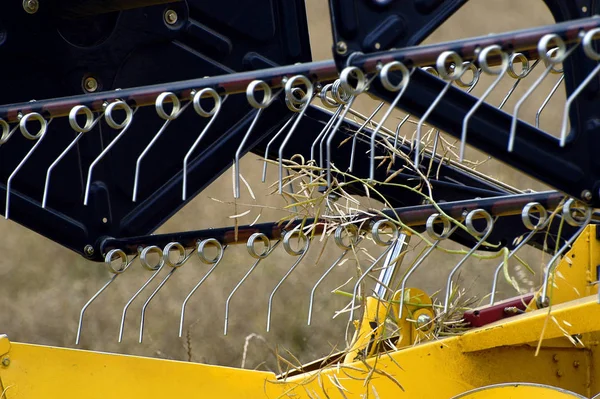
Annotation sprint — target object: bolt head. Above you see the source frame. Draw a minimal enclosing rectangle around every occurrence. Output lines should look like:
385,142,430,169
1,357,9,367
83,77,98,93
416,314,432,328
84,245,95,257
336,41,348,55
573,360,580,368
582,190,593,201
23,0,39,14
164,9,178,25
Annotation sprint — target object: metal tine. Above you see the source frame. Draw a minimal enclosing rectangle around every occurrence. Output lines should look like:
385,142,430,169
6,113,51,219
83,101,135,205
499,54,539,110
266,230,311,332
118,245,164,343
560,28,600,147
508,34,573,152
139,241,195,343
535,74,564,128
415,51,465,169
179,239,226,337
133,92,191,202
348,220,400,323
538,199,592,308
489,202,549,306
443,209,494,313
234,81,278,198
0,118,21,146
262,114,298,183
225,233,280,335
348,102,384,173
310,86,343,181
277,76,315,194
76,249,137,345
308,225,361,325
460,46,509,162
399,213,457,320
325,67,369,187
183,89,225,201
367,61,411,181
43,106,103,208
319,80,350,173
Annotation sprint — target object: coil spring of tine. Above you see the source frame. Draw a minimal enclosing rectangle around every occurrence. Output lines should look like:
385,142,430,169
6,112,50,219
179,239,226,337
183,88,223,201
415,51,464,169
538,199,592,308
224,233,279,335
234,81,273,198
308,225,360,325
133,92,190,202
139,242,192,343
508,34,569,152
76,249,136,345
489,202,548,306
367,62,411,181
560,28,600,147
455,61,481,94
499,53,536,110
443,209,494,313
83,101,135,206
348,220,399,323
399,214,456,320
326,67,368,187
266,230,310,332
319,79,350,170
118,245,165,343
347,102,385,173
278,76,314,194
43,106,103,208
460,46,509,162
0,119,19,146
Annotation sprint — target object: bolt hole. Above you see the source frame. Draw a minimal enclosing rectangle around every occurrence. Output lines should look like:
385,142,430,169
374,42,381,50
102,217,108,224
582,6,588,13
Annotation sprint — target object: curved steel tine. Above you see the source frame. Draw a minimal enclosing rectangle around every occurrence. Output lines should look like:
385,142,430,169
312,105,343,181
415,51,464,169
266,230,311,332
118,245,164,343
83,101,136,205
536,75,564,129
308,225,361,325
139,242,194,343
398,214,456,320
443,209,494,313
499,54,538,110
326,67,369,187
539,199,592,308
6,113,51,219
262,114,298,183
133,92,190,202
183,89,225,201
460,46,509,162
368,62,411,181
76,249,136,345
319,80,350,172
234,81,276,198
348,102,385,173
348,220,399,323
508,34,573,152
224,233,280,335
179,239,226,337
490,202,549,306
277,76,315,194
560,28,600,146
43,106,103,208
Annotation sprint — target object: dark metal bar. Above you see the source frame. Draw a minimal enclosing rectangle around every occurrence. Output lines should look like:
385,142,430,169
57,0,181,19
99,191,565,255
0,17,595,123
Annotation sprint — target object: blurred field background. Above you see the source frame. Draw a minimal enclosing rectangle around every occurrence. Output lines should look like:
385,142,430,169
0,0,563,372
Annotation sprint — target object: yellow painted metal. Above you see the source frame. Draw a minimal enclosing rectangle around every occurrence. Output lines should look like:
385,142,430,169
451,383,586,398
343,296,389,364
529,225,598,311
